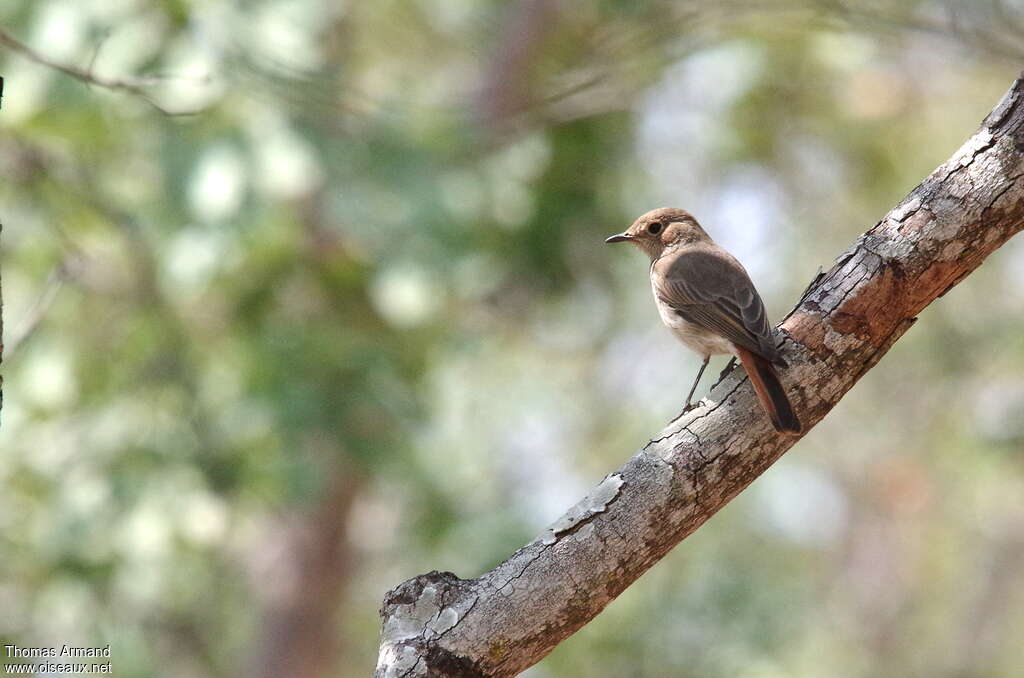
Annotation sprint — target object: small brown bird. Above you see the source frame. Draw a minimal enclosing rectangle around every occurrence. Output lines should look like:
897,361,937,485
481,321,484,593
606,207,802,434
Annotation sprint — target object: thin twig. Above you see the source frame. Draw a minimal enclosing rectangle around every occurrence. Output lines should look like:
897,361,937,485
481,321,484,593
5,261,71,359
0,25,209,116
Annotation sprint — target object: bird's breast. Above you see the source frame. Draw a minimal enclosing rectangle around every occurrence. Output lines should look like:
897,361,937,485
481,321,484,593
650,280,734,357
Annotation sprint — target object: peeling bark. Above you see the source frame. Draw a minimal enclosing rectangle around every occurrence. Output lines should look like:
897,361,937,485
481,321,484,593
375,74,1024,678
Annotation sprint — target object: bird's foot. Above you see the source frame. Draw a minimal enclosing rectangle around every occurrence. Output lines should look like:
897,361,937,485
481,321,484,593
670,402,699,423
716,357,737,382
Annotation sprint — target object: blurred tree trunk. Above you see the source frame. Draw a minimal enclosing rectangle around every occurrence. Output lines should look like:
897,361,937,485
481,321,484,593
249,458,361,678
245,178,376,678
477,0,561,131
246,10,374,677
374,73,1024,678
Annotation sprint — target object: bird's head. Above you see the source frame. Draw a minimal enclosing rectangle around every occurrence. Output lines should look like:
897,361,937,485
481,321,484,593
605,207,710,260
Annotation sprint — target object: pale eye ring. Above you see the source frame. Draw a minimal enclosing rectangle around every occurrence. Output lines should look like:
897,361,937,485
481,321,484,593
647,221,663,235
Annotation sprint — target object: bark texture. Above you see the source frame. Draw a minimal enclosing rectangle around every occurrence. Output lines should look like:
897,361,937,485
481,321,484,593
375,74,1024,678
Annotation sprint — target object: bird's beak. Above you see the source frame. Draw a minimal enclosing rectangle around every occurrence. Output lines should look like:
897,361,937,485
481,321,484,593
605,232,632,244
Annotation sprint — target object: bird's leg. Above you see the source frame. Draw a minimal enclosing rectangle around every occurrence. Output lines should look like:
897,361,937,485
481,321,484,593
674,355,710,420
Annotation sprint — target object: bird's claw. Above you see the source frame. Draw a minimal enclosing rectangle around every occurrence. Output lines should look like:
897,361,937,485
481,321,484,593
670,402,698,423
717,357,737,382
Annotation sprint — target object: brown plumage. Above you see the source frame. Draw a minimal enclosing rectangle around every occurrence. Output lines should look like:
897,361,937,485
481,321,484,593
606,207,802,434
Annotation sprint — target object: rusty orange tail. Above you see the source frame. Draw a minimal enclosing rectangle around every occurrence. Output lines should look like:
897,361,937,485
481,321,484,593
735,346,802,434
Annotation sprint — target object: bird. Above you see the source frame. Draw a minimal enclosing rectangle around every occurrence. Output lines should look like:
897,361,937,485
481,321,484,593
606,207,802,434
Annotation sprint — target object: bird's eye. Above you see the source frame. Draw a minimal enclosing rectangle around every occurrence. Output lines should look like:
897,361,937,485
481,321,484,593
647,221,663,235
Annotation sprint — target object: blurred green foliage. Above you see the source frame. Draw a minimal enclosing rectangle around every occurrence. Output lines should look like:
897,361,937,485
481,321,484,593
2,1,1024,677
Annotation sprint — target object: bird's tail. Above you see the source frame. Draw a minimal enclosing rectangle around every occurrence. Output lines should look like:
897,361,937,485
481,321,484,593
735,346,802,434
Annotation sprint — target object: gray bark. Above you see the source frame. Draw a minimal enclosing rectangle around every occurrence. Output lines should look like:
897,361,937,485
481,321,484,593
375,73,1024,678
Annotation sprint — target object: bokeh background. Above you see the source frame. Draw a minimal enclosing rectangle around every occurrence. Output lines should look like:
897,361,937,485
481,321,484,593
3,1,1024,677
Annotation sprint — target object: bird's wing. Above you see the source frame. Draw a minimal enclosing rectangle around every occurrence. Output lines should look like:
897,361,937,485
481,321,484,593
654,247,780,361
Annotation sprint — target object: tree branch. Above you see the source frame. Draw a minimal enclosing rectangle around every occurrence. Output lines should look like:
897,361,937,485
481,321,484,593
375,73,1024,678
0,26,207,116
